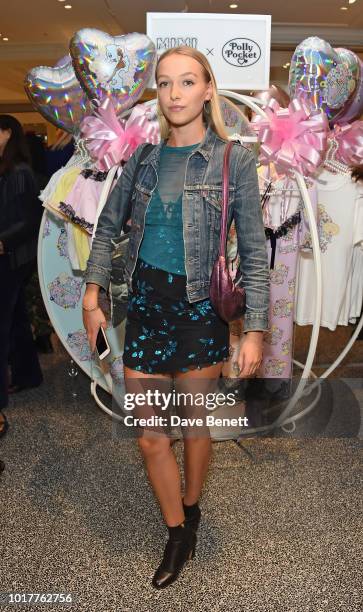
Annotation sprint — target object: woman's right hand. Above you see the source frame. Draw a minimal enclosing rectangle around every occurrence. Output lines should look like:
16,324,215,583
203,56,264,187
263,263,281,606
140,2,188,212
82,307,107,353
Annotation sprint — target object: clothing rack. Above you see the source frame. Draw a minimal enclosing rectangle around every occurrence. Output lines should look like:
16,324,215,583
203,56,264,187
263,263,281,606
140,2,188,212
86,93,323,434
36,93,363,440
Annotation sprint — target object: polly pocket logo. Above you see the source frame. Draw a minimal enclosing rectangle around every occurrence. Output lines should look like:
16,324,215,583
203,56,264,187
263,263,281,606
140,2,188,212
222,38,261,67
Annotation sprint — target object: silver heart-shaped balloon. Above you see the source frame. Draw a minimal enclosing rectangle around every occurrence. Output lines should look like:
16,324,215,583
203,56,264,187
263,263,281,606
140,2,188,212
70,29,156,115
289,37,358,125
333,48,363,124
24,55,93,134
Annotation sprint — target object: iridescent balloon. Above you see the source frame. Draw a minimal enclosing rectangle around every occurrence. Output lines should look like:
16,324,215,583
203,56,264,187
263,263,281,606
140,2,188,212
333,49,363,125
55,55,71,69
24,55,93,134
70,29,156,116
289,37,358,125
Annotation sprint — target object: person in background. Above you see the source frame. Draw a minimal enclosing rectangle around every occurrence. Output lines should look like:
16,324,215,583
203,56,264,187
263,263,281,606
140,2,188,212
351,164,363,341
0,115,43,434
25,132,54,354
25,132,48,192
45,130,74,177
351,164,363,184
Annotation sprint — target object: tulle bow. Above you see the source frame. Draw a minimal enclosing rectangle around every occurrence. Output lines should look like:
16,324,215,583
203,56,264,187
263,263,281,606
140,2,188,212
251,98,329,176
330,121,363,167
80,98,160,170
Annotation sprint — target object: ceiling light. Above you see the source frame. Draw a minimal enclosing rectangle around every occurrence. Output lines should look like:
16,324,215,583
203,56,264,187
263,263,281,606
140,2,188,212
348,0,356,4
64,3,72,7
230,4,238,8
58,0,66,2
3,37,9,41
340,6,348,9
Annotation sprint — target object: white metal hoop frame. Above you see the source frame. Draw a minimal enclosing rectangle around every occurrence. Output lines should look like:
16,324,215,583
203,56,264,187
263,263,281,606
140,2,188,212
37,94,361,434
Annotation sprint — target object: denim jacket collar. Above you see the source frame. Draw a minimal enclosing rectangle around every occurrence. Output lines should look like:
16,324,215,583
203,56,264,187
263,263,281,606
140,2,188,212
139,123,222,168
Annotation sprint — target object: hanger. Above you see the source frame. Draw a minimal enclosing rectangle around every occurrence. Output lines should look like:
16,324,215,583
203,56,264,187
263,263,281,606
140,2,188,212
258,174,302,196
64,136,93,170
321,138,351,176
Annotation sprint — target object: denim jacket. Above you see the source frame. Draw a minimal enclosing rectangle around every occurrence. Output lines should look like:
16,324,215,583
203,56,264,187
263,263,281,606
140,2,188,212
85,125,270,332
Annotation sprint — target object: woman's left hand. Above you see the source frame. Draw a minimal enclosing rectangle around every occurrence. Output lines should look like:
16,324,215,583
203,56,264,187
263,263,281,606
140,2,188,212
234,331,264,377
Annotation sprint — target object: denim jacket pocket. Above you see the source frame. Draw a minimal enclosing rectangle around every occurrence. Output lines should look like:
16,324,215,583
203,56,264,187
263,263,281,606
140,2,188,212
203,189,222,212
202,187,235,211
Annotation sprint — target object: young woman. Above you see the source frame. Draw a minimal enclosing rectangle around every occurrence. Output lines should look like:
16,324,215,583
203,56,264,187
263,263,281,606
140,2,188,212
0,115,43,425
83,47,270,589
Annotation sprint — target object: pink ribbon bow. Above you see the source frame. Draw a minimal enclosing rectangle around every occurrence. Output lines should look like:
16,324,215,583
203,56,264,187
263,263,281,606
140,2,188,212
251,98,329,177
330,121,363,167
80,97,160,171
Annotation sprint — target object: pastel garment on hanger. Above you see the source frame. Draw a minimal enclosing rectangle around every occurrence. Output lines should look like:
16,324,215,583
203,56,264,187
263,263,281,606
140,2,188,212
257,168,318,379
71,223,91,271
226,167,316,281
39,166,66,203
262,224,300,378
58,220,91,271
348,246,363,323
294,169,363,331
42,166,82,220
65,221,80,270
258,165,316,240
335,242,363,326
58,169,115,235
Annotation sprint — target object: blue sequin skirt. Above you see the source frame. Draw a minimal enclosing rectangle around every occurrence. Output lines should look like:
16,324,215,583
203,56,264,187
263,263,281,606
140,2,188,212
123,258,230,374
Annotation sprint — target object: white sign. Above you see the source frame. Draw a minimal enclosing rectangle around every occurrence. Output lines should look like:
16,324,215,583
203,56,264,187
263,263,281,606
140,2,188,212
146,12,271,91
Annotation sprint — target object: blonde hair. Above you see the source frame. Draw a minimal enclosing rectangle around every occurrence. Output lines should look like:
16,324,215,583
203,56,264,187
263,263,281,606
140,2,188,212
155,46,229,141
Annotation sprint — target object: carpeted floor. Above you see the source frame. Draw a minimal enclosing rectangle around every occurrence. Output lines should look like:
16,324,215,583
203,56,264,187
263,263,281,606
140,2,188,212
0,350,362,612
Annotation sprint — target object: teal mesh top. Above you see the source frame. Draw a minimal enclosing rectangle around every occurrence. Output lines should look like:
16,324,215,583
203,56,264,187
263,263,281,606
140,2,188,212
138,141,200,275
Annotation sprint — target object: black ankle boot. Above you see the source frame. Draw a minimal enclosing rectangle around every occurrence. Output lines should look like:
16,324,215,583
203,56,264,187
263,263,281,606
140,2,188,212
152,522,196,589
182,499,201,532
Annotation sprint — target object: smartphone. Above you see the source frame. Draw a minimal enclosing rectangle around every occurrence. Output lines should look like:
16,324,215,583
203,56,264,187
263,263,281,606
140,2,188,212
96,326,110,360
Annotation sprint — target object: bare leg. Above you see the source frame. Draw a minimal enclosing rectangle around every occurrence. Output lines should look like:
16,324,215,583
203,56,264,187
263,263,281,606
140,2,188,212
182,437,212,505
174,362,224,505
124,366,184,527
138,434,185,527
